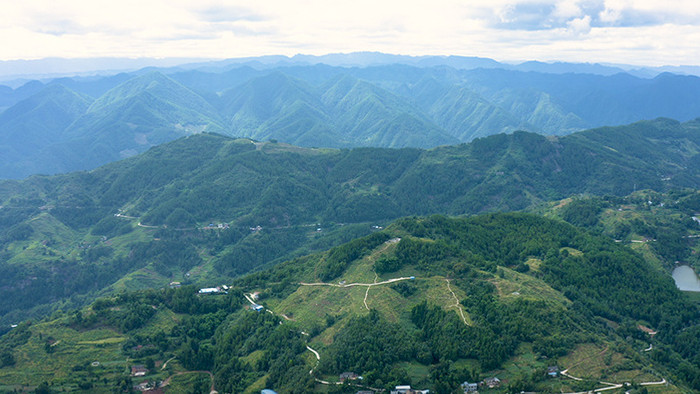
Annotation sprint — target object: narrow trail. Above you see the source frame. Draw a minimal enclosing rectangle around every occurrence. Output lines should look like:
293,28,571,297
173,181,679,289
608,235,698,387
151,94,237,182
363,273,378,311
114,213,138,219
137,222,160,229
299,276,413,288
445,279,470,326
561,355,667,394
560,369,582,381
161,370,216,393
306,345,320,362
242,285,391,392
305,343,382,391
641,378,667,386
244,293,256,304
161,356,176,370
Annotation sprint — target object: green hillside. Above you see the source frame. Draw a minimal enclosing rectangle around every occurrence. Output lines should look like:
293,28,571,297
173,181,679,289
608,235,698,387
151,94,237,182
0,213,697,393
536,189,700,275
221,72,458,148
319,74,458,147
1,118,700,328
50,72,228,173
0,85,92,177
403,76,533,141
0,72,227,178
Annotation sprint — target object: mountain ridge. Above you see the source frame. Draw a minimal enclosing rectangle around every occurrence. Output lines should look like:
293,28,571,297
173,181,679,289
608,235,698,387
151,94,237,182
3,63,700,178
1,118,700,328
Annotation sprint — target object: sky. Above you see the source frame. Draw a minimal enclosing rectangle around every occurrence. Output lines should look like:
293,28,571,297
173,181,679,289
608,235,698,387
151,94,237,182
1,0,699,66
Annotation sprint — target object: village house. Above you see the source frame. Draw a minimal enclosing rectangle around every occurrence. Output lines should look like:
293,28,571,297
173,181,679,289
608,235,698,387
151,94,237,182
482,377,501,388
547,366,560,377
198,285,228,295
390,385,430,394
461,381,478,392
131,365,148,376
339,372,359,382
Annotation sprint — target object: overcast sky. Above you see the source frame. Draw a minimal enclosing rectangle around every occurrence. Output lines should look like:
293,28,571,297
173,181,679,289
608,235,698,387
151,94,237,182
1,0,699,66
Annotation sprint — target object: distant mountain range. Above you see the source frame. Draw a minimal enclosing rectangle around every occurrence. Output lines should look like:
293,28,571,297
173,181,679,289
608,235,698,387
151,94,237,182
3,57,700,178
4,53,700,83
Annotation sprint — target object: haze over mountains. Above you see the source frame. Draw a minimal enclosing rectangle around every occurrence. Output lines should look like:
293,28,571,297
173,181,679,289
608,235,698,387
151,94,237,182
4,53,700,82
4,53,700,392
3,54,700,178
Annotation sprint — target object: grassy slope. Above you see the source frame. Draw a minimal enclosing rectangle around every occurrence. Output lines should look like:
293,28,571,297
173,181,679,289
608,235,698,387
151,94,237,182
0,213,695,392
2,119,700,329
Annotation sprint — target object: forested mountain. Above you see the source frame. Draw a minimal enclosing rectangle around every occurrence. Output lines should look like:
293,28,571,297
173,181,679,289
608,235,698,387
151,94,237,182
3,60,700,178
538,190,700,274
0,73,227,178
0,85,91,176
1,213,698,392
1,118,700,328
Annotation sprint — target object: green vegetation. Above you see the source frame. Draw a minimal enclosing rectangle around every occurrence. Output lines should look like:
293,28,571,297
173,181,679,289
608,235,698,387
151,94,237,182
1,213,696,392
541,190,700,272
1,82,700,392
2,118,700,329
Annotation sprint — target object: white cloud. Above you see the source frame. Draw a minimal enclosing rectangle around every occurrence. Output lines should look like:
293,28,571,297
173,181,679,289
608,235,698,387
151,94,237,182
0,0,698,66
553,0,584,19
567,15,592,35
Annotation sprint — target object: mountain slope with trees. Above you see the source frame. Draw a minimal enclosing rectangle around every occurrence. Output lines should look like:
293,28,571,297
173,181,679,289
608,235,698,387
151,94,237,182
0,118,699,328
3,61,700,178
1,213,698,392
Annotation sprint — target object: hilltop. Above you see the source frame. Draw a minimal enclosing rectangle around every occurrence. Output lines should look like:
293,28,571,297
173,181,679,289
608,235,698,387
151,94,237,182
0,213,697,392
1,118,700,327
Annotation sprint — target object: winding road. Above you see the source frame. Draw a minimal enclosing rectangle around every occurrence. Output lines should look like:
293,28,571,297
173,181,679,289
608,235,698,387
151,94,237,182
561,368,667,393
242,285,392,392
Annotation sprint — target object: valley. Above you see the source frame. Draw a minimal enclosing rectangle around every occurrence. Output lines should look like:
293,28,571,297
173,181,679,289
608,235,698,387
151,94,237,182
2,61,700,392
1,213,698,392
3,118,700,330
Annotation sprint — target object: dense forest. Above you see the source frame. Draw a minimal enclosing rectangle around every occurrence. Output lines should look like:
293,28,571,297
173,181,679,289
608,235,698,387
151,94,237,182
1,119,700,327
4,48,700,394
1,114,700,391
1,213,698,392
